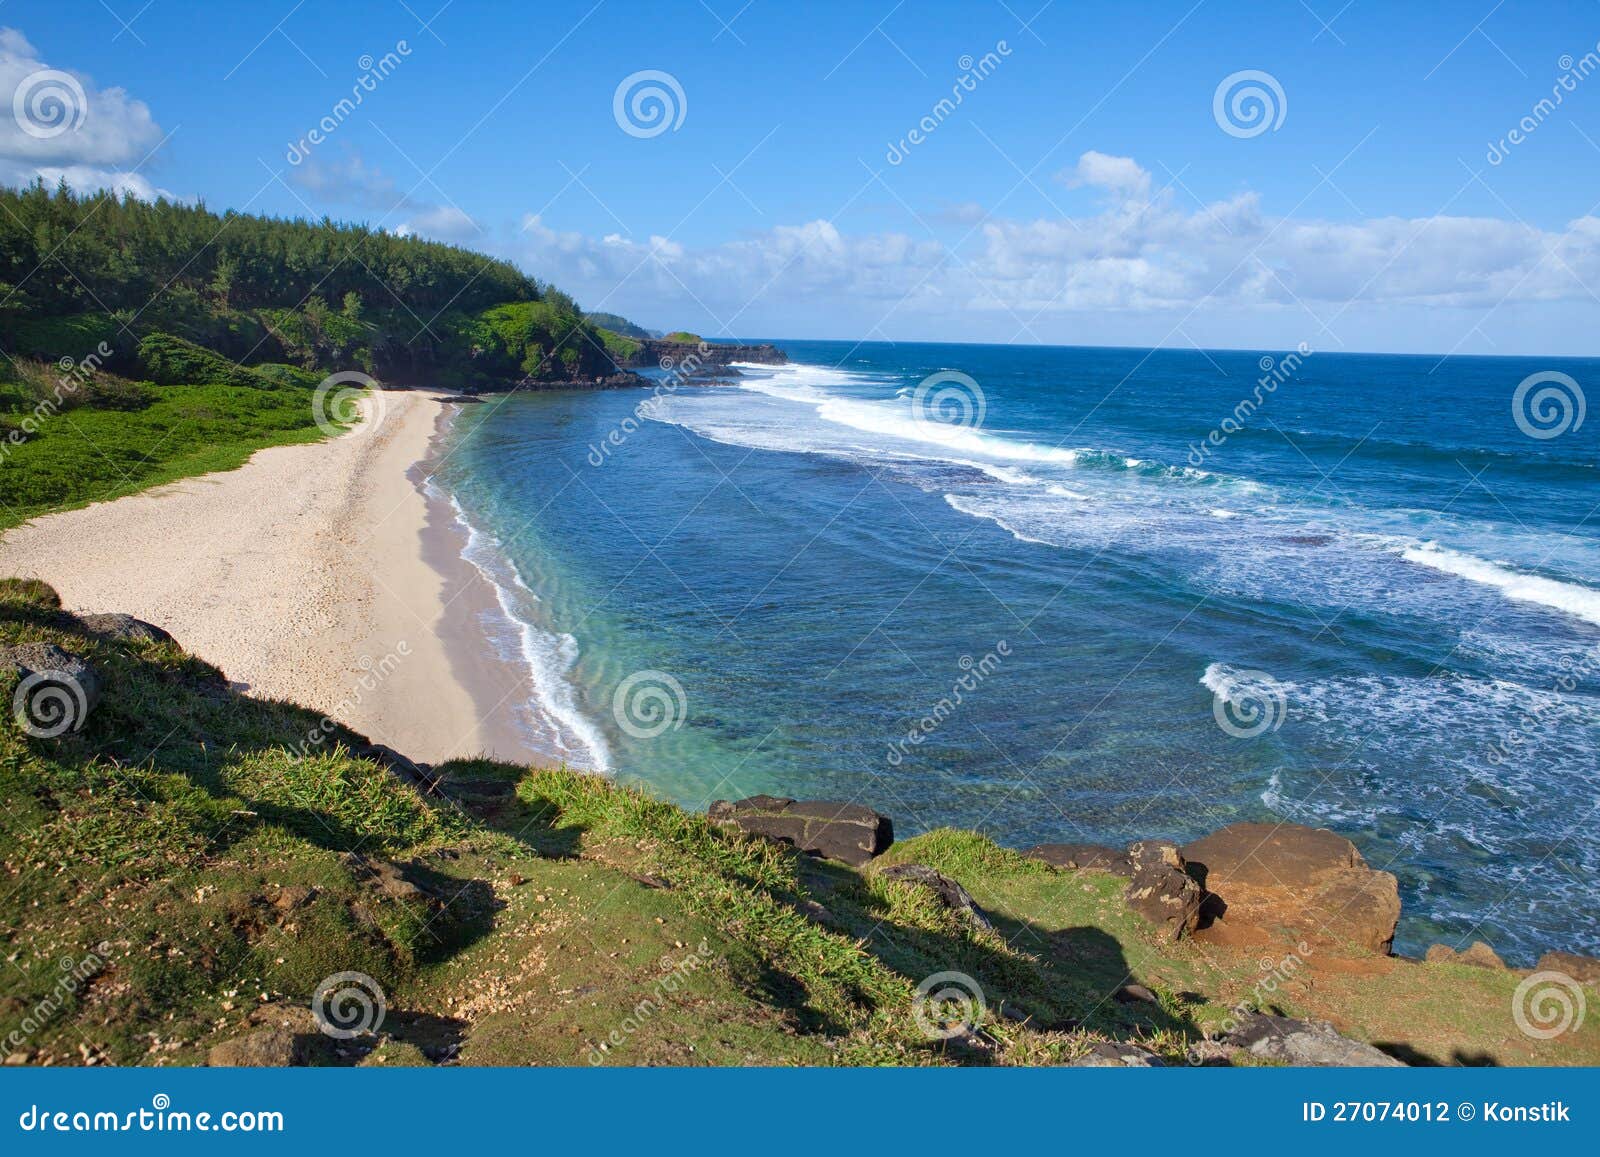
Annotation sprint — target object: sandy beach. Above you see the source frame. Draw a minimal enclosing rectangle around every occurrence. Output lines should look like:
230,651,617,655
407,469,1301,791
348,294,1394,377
0,389,542,767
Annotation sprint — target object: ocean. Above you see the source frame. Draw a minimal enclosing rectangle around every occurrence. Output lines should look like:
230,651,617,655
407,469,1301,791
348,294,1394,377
431,340,1600,963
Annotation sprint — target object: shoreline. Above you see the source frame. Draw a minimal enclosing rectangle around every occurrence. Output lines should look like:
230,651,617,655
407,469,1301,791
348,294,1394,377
0,389,554,769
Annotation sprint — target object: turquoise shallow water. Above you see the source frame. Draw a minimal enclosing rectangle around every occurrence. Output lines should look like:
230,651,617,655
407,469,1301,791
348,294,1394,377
432,341,1600,963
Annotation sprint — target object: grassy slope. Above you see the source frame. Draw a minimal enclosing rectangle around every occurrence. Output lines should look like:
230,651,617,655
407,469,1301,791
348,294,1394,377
1,577,1593,1068
0,378,335,531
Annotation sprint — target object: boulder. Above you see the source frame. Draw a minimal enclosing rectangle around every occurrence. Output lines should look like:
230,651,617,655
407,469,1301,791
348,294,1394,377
1122,840,1202,941
207,1028,311,1067
1225,1013,1404,1067
1070,1041,1165,1067
76,612,174,645
1182,822,1400,955
1425,941,1506,970
1023,843,1133,877
1,642,102,735
1536,951,1600,984
708,795,892,866
880,864,995,933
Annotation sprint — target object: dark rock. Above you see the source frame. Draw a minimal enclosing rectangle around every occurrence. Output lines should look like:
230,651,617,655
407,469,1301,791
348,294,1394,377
880,863,995,933
76,612,174,645
344,854,433,904
1225,1012,1404,1067
1114,983,1159,1005
206,1028,311,1067
1024,843,1133,877
1182,822,1401,955
1536,951,1600,984
708,795,892,867
619,339,786,369
1425,941,1506,970
1122,840,1202,941
0,642,102,735
1070,1041,1165,1067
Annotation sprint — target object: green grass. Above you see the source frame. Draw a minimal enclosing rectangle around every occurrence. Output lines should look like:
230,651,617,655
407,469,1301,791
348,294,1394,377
2,576,1595,1068
0,375,335,530
593,327,642,363
662,331,703,344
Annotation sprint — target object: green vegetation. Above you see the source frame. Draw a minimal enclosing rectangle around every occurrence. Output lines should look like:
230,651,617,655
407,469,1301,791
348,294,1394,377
0,180,644,527
0,181,621,391
593,326,642,362
663,330,704,343
583,311,651,340
2,576,1593,1067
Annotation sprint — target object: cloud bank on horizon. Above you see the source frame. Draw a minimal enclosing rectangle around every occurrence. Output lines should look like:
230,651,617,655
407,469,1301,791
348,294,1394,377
3,9,1596,358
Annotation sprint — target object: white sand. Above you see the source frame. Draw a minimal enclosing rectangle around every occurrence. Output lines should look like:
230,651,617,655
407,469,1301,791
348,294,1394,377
0,390,497,764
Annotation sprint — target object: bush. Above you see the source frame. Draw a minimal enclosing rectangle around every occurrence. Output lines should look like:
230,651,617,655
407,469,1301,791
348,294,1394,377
137,333,269,389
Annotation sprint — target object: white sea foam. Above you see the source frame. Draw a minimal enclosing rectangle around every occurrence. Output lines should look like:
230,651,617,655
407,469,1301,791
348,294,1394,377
1400,542,1600,627
445,493,613,771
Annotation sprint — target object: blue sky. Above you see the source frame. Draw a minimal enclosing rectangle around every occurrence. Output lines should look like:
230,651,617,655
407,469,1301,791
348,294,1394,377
3,0,1599,353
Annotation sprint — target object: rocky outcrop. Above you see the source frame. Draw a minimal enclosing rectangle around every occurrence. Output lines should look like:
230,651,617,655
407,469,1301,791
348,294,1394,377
1537,951,1600,983
1,642,102,735
880,863,995,933
1023,843,1132,877
1182,822,1400,955
1122,840,1203,942
620,339,786,369
76,612,174,645
1425,941,1507,970
708,795,892,867
1224,1013,1404,1067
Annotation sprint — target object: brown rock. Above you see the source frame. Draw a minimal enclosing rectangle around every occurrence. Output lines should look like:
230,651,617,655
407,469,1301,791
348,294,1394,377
708,795,892,866
206,1028,309,1067
1023,843,1133,877
1425,941,1506,970
1122,840,1202,941
1182,822,1400,955
1536,951,1600,984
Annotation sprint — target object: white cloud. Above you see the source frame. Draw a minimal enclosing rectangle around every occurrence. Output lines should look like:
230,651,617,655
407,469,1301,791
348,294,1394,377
500,153,1600,353
0,27,171,197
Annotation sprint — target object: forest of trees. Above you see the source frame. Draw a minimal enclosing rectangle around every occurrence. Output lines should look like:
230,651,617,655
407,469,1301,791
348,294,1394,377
0,181,619,387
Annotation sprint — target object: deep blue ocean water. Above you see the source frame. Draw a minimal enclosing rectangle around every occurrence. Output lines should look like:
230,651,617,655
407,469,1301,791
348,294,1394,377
433,340,1600,963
